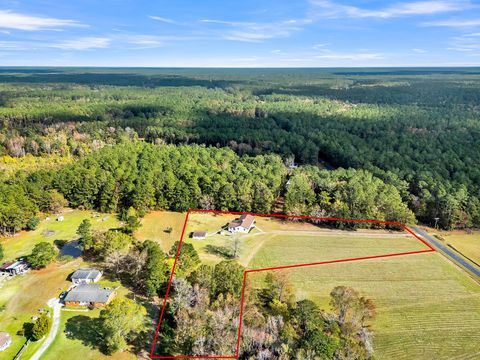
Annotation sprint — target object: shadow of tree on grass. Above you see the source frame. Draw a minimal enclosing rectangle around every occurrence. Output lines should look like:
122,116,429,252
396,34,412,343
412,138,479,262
204,244,234,259
65,315,104,351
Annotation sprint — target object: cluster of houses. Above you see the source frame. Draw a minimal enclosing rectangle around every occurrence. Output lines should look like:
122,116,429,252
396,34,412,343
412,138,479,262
63,268,115,308
192,214,256,239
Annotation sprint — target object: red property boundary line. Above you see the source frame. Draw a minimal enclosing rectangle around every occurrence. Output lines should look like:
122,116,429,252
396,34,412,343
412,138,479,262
150,209,436,359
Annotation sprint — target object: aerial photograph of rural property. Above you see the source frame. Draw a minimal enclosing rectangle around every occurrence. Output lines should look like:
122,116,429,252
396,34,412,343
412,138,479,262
0,1,479,360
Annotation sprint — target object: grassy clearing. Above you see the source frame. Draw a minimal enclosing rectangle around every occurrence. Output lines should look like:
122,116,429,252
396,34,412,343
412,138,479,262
247,253,480,360
135,211,187,252
0,209,121,262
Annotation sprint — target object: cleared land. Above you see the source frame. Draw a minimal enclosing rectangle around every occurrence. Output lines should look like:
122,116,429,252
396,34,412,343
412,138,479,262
177,212,480,360
247,253,480,360
184,212,428,267
135,211,187,252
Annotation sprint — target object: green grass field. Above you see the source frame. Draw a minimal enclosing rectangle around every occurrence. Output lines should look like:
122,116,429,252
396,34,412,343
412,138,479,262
247,253,480,360
0,209,121,262
182,212,480,359
440,230,480,265
42,308,135,360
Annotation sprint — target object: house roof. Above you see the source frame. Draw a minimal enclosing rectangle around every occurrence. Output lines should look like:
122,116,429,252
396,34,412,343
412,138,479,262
64,284,113,304
192,231,207,237
0,261,15,270
228,214,255,229
0,332,11,347
0,260,26,271
71,268,102,281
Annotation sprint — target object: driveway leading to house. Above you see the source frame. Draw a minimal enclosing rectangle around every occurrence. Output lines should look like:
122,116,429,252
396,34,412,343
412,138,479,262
29,298,62,360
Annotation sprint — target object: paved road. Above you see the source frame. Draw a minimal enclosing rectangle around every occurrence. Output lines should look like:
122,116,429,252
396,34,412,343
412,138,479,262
29,298,62,360
412,226,480,279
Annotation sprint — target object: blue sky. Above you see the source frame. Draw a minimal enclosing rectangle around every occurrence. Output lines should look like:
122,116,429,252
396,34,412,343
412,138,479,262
0,0,479,67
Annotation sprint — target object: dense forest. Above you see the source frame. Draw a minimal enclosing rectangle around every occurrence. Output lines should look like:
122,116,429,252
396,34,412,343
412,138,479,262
1,67,479,229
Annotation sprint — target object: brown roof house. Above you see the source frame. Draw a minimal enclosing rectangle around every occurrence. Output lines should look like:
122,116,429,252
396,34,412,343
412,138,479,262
227,215,256,233
0,332,12,352
64,284,114,308
192,231,207,240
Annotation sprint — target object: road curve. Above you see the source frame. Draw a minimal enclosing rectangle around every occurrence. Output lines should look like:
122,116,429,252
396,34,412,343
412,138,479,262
411,226,480,279
29,298,62,360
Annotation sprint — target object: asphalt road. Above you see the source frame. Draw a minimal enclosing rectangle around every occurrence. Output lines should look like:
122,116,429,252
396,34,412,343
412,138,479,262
412,226,480,279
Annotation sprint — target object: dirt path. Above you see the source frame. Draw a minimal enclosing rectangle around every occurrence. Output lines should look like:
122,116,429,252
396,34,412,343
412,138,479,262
29,298,62,360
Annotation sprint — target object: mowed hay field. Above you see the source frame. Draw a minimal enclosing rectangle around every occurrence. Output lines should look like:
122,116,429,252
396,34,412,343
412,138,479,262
247,253,480,360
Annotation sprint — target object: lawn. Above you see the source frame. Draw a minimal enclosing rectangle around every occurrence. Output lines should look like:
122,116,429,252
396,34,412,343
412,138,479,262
42,308,135,360
247,253,480,360
135,211,187,252
0,209,121,262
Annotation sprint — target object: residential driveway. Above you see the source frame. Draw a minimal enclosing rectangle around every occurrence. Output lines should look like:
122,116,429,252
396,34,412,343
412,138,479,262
29,298,62,360
412,226,480,279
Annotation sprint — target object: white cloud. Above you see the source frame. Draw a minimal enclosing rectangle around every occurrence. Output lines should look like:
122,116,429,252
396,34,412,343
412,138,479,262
315,52,384,60
200,18,308,42
122,34,196,48
0,41,29,50
0,9,83,31
311,0,468,19
412,48,428,53
447,35,480,52
312,43,329,49
52,37,111,50
423,19,480,27
149,16,179,24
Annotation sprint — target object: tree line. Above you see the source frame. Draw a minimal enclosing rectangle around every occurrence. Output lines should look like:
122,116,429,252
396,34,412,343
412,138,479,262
0,143,420,235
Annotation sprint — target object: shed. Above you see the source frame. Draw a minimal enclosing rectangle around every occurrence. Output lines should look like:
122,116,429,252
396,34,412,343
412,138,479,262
192,231,207,240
